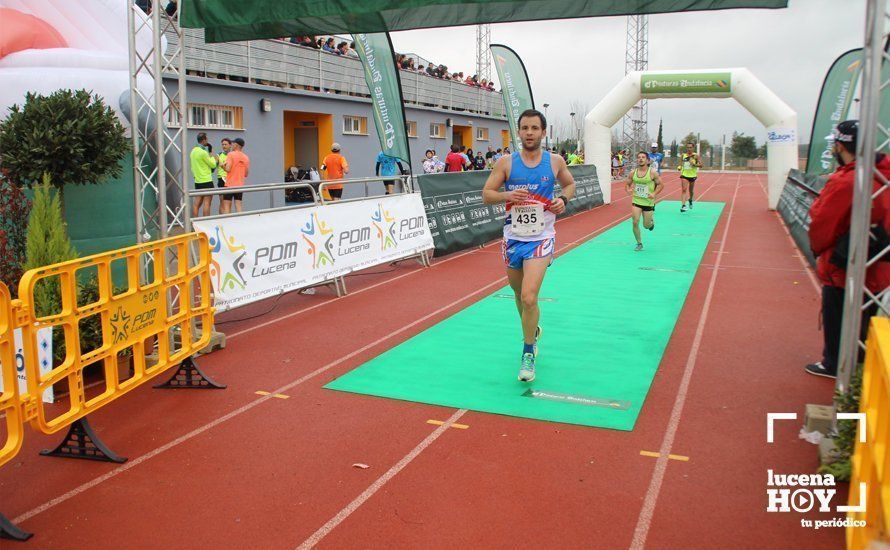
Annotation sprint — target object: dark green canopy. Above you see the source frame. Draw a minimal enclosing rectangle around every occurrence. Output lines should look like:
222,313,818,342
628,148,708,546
181,0,787,43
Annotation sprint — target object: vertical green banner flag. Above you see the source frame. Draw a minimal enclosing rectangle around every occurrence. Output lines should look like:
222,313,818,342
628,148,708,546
352,32,411,164
806,49,862,175
490,44,535,151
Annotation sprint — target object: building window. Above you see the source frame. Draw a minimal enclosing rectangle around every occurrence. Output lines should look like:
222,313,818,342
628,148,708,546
476,127,489,141
430,123,445,139
407,121,418,138
343,115,368,135
167,103,242,129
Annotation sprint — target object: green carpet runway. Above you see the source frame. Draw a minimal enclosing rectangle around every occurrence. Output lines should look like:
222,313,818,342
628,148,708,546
326,201,724,430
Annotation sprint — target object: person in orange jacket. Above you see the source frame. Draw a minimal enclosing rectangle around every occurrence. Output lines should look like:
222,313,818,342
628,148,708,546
805,120,890,378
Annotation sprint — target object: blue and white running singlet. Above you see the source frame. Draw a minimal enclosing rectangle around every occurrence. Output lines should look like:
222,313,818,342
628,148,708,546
503,151,556,242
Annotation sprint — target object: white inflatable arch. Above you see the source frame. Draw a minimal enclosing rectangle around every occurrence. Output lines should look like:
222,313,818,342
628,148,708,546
584,68,797,209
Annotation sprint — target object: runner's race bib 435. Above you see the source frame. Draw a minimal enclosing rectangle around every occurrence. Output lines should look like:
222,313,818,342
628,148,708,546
511,202,545,237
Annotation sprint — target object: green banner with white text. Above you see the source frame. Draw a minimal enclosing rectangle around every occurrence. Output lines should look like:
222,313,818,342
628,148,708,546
491,44,534,151
641,73,732,95
806,49,863,175
352,32,411,164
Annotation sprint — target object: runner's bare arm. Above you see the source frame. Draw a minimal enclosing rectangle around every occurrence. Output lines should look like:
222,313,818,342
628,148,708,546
483,156,527,204
551,155,575,214
652,171,664,198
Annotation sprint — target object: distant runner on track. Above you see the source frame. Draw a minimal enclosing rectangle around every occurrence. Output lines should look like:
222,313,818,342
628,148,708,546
678,142,701,212
626,151,663,251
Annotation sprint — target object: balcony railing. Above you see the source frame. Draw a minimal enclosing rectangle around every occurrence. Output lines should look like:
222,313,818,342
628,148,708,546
164,28,506,118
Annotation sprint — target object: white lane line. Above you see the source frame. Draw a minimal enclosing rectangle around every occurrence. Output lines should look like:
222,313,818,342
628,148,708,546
630,174,741,549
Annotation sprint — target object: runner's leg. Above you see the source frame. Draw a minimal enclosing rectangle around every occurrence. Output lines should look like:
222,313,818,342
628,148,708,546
632,205,643,244
642,209,654,230
519,256,550,347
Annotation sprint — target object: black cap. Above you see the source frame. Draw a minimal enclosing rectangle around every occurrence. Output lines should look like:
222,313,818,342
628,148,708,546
828,120,858,147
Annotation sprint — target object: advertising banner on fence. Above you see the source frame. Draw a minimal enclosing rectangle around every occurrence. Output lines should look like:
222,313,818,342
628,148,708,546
417,164,603,257
490,44,535,151
0,327,53,404
805,49,863,175
776,169,828,266
194,194,433,310
641,72,732,96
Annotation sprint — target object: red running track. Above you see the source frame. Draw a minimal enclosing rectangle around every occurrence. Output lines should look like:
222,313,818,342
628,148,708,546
0,173,845,548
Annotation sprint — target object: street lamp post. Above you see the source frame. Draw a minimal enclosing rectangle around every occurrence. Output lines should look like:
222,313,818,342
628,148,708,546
569,112,576,154
543,103,550,150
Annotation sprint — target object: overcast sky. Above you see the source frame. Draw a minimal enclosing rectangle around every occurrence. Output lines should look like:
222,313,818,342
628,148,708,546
391,0,866,147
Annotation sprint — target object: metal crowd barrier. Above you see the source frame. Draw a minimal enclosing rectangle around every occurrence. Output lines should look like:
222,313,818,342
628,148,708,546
0,233,220,541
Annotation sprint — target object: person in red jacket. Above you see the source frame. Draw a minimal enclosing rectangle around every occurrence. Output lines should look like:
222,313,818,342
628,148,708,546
805,120,890,378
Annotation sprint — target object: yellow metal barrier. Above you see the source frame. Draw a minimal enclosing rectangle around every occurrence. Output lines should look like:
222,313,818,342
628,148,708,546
848,316,890,548
16,233,214,434
0,282,24,469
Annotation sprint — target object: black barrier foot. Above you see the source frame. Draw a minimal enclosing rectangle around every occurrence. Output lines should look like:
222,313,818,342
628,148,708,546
40,417,127,463
0,512,32,541
154,357,226,389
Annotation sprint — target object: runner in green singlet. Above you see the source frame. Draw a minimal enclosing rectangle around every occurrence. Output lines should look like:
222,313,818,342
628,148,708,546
678,142,700,212
625,151,664,251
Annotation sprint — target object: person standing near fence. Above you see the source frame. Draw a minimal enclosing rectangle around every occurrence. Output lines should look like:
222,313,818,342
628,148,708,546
220,138,249,214
216,138,231,214
375,151,405,194
322,142,349,200
190,132,218,218
804,120,890,378
445,144,465,172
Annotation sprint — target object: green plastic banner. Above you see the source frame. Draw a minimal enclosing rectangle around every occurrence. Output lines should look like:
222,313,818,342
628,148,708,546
182,1,789,43
352,32,411,164
776,169,828,266
806,49,863,175
416,165,603,257
641,73,732,95
490,44,534,151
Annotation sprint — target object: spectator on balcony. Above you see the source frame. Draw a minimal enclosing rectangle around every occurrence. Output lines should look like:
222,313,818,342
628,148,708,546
321,142,349,201
417,64,426,74
336,42,350,56
322,37,337,54
445,145,466,172
487,81,495,91
348,42,359,57
465,74,475,86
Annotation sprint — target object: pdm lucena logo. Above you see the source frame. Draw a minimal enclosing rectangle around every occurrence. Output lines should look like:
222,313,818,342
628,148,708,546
301,212,336,268
208,225,248,292
371,203,397,250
